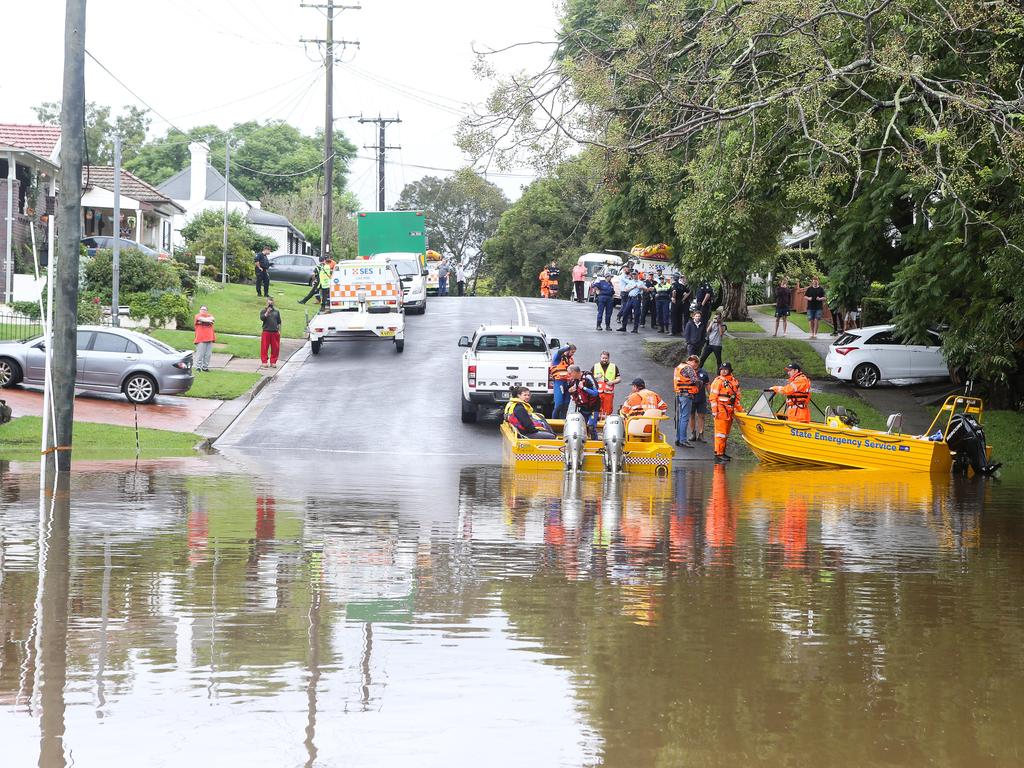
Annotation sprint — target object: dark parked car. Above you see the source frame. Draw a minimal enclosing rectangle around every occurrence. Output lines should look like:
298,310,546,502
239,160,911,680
82,237,165,260
268,254,318,285
0,326,193,404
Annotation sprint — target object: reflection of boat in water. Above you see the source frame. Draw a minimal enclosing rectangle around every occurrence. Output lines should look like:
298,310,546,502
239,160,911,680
736,394,997,474
500,414,673,476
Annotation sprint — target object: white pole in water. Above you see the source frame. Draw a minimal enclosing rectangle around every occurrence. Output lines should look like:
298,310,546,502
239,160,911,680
40,214,57,478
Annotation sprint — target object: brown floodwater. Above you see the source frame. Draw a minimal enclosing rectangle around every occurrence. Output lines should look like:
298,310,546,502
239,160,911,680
1,457,1023,767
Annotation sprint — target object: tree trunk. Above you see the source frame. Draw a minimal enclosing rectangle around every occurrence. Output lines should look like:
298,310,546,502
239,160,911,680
721,278,749,321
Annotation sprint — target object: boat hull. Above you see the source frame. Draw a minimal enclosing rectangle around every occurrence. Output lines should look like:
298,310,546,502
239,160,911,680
500,422,673,476
734,414,952,473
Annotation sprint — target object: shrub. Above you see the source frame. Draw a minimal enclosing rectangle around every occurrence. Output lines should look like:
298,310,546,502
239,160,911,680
745,281,767,306
84,250,180,301
78,297,103,324
126,290,191,328
11,300,41,320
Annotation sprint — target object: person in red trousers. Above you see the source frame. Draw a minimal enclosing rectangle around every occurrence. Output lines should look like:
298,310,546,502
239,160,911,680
259,297,282,368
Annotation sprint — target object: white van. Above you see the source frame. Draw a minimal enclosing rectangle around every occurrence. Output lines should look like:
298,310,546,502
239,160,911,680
577,253,624,300
307,260,406,354
368,252,427,314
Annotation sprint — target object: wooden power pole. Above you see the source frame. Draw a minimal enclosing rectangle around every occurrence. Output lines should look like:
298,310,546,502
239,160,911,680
52,0,87,471
358,116,401,211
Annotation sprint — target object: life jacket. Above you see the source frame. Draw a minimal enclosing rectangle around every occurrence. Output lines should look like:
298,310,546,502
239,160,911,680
570,372,601,410
503,398,534,433
593,362,618,393
673,363,701,396
710,374,741,413
550,349,574,381
784,373,811,408
621,389,666,415
655,282,672,298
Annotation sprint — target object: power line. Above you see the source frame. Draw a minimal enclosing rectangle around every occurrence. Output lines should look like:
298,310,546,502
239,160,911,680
232,153,338,178
85,49,187,134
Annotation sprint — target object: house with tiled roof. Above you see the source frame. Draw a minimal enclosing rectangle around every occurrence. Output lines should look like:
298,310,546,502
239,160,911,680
81,166,185,254
0,123,61,303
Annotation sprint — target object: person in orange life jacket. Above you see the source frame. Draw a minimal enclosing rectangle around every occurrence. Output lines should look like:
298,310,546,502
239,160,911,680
550,343,576,419
673,354,701,448
504,386,556,439
593,350,621,417
770,361,812,422
538,266,550,298
193,305,216,372
566,365,601,439
710,362,743,462
619,377,668,417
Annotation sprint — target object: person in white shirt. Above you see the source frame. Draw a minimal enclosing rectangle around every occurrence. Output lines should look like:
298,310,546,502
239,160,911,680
455,263,466,296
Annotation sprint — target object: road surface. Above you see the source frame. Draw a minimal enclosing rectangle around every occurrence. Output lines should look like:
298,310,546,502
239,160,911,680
216,295,710,463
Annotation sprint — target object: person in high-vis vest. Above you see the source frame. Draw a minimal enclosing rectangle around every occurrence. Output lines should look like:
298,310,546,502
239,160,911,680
592,350,621,417
673,355,701,448
709,362,743,462
619,377,668,417
298,257,333,307
770,361,812,422
504,386,555,439
550,343,576,419
539,266,550,299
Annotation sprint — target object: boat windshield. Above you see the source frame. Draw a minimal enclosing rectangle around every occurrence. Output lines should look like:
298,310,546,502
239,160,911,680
747,391,778,418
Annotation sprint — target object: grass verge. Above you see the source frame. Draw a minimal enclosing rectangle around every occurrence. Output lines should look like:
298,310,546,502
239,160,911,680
150,329,262,359
725,320,764,334
982,410,1024,466
647,337,826,378
185,370,262,400
194,282,310,338
0,417,199,462
751,304,835,334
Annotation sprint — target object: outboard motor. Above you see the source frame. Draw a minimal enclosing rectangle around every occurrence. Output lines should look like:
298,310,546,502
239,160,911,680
946,414,1001,476
602,414,625,473
562,413,587,473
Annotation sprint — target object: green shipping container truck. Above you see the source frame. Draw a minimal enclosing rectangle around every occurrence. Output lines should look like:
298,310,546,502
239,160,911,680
356,211,427,257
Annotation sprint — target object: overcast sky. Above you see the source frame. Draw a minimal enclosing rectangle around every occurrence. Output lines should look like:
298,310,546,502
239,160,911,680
1,0,561,209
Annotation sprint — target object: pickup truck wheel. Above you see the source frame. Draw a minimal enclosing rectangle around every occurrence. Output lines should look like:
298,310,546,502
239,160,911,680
395,338,405,353
461,396,477,423
310,339,322,355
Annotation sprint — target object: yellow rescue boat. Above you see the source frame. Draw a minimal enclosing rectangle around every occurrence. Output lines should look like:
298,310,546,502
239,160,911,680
501,414,674,476
735,393,997,474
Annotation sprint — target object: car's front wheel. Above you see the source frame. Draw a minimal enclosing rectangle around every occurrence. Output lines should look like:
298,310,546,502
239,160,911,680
123,373,157,404
853,362,880,389
0,358,23,388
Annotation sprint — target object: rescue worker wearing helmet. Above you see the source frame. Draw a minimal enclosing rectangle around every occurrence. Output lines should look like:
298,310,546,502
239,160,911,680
619,377,668,417
504,386,555,439
770,362,812,423
709,362,743,463
566,364,601,439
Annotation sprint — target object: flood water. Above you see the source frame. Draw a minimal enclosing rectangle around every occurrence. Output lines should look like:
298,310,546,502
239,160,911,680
1,457,1023,767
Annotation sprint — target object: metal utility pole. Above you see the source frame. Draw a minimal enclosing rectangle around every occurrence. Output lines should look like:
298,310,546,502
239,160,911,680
221,139,231,284
52,0,87,471
111,134,120,326
359,116,401,211
301,1,359,257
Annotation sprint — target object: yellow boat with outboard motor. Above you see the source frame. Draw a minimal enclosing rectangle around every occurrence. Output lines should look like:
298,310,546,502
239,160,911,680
735,393,998,474
501,413,674,476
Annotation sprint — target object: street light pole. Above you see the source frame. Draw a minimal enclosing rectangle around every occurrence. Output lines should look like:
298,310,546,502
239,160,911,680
222,138,231,284
112,133,120,326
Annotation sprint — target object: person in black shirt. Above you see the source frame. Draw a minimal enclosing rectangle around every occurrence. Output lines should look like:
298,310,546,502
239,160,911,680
254,246,272,297
670,273,690,336
804,276,826,339
774,277,792,336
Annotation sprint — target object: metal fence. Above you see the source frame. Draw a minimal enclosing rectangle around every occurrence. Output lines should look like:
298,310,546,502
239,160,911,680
0,312,42,342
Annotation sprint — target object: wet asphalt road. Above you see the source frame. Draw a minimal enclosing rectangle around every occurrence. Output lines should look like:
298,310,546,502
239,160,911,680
217,295,712,463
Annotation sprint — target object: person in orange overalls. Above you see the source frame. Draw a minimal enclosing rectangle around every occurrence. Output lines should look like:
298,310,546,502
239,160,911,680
709,362,743,463
539,266,550,298
770,361,812,423
619,377,667,416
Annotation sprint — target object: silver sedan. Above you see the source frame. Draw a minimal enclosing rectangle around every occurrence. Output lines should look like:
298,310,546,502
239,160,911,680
0,325,194,404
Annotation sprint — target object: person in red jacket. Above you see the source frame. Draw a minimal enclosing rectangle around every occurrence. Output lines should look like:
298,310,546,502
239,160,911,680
193,305,216,372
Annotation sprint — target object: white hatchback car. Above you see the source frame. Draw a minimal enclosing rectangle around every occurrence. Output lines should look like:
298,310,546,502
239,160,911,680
825,324,950,388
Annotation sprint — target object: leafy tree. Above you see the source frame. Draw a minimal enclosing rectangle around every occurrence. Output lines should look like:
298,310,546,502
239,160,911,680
262,182,360,260
397,170,510,292
127,124,220,187
83,250,180,302
482,157,601,296
180,210,275,283
34,102,150,165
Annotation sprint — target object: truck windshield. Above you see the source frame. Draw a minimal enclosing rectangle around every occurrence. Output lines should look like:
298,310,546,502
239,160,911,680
390,259,420,277
476,335,547,352
585,261,616,278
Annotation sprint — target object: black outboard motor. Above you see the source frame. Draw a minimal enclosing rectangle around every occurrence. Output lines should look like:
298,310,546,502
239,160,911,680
945,414,1001,476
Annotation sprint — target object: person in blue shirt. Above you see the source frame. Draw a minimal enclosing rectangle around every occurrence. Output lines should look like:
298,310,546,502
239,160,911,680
593,271,615,330
617,269,643,333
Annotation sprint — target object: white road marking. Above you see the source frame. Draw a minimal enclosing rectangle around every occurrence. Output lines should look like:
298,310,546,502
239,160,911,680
513,296,529,325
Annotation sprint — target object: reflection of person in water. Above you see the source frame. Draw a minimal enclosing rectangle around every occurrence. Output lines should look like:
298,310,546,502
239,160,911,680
256,496,276,540
704,464,735,565
769,496,808,570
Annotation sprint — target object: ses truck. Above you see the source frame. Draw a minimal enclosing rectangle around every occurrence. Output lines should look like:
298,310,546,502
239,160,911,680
357,211,429,314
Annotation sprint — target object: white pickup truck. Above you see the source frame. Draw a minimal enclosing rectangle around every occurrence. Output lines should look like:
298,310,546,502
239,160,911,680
307,259,406,355
458,324,561,423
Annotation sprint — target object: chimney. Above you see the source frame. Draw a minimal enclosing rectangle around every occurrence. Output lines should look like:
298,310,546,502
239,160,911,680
188,142,209,203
